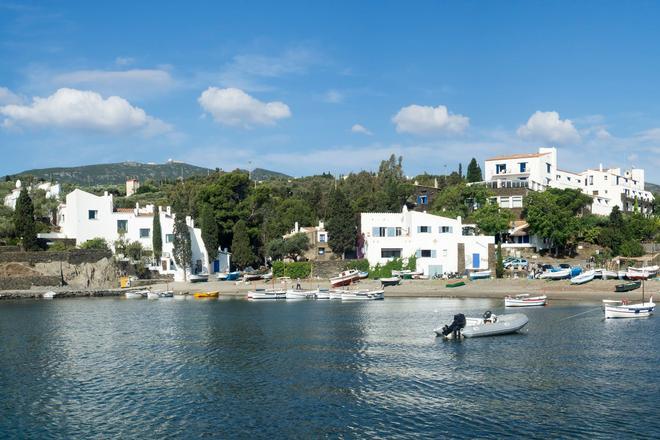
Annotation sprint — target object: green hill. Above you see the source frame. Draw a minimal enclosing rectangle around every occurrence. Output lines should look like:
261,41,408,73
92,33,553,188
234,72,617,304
12,162,291,185
646,182,660,193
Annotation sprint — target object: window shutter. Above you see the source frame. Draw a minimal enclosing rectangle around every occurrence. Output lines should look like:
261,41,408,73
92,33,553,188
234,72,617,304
387,227,395,237
415,249,421,258
416,226,421,233
431,250,437,258
372,227,379,237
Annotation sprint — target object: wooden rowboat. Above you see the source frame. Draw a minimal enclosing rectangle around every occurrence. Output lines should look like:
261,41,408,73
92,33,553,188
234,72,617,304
446,281,466,288
193,291,219,298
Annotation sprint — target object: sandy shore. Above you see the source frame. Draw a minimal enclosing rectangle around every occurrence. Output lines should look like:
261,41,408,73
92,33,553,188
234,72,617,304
2,277,657,302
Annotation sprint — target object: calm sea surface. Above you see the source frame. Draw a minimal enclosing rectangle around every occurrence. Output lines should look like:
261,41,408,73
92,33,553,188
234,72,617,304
0,297,658,439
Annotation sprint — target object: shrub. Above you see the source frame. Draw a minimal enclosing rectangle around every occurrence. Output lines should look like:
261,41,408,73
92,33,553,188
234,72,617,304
343,259,369,272
79,237,110,251
48,241,72,251
619,240,645,257
272,260,285,277
272,261,311,279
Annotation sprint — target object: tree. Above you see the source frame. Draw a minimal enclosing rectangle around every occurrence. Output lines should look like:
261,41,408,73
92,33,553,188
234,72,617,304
13,188,39,250
173,214,192,280
79,237,110,251
326,188,356,259
152,210,162,261
125,241,144,261
200,204,219,262
466,158,483,183
458,163,463,178
266,233,310,261
495,242,504,278
231,219,256,268
472,202,514,237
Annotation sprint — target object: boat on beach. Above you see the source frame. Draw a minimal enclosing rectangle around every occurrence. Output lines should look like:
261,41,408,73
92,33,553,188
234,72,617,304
626,265,659,280
469,270,491,280
435,312,529,339
189,273,209,283
358,271,369,279
340,289,384,301
193,291,219,298
539,268,571,280
42,290,58,299
146,290,160,299
594,268,617,279
571,269,595,285
392,270,423,279
504,294,547,307
615,281,641,292
247,289,286,300
446,281,466,288
380,276,401,287
329,270,361,288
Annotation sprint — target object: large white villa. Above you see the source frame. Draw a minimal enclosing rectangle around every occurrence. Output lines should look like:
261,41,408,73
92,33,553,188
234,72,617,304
361,206,495,277
43,188,228,281
4,179,61,210
483,147,654,216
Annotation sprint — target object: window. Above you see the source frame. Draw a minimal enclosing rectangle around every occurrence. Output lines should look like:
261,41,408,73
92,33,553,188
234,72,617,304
318,247,325,255
442,249,448,257
139,228,150,238
567,177,571,181
417,195,428,205
499,196,510,208
421,249,432,258
519,162,527,172
319,233,327,243
381,248,401,258
546,163,551,173
440,226,453,233
117,220,128,233
512,196,523,208
372,227,387,237
589,176,594,185
418,226,431,233
556,174,561,180
395,227,402,236
88,210,98,220
604,175,608,181
165,234,174,243
496,164,507,174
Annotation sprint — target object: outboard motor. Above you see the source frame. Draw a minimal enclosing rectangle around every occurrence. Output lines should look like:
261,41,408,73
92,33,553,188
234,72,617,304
442,313,466,337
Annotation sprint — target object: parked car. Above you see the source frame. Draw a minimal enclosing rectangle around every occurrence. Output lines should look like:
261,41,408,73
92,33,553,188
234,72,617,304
558,263,571,269
504,258,528,269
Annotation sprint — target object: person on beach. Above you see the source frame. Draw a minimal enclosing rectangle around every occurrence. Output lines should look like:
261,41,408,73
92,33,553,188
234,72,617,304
296,278,301,290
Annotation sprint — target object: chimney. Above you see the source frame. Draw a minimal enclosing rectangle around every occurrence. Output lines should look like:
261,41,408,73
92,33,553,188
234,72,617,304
295,221,299,233
599,163,603,172
103,191,108,197
319,220,324,230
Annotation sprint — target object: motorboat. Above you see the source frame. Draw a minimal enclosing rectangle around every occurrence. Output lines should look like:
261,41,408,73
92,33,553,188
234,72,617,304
193,291,219,298
243,273,263,282
125,290,147,299
329,270,361,288
571,269,595,285
341,289,384,301
158,290,174,298
380,276,401,287
504,294,547,307
569,266,582,277
615,281,641,292
328,289,345,300
42,290,58,299
314,288,331,300
539,268,571,280
262,272,273,281
603,297,655,319
358,271,369,279
626,266,659,280
247,289,286,300
146,291,160,299
216,272,229,281
285,289,316,300
435,311,529,339
469,270,492,280
224,271,241,281
617,270,627,280
189,274,209,283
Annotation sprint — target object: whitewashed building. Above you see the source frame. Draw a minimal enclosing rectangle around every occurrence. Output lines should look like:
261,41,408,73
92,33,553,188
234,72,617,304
49,188,218,281
361,206,495,277
4,179,61,209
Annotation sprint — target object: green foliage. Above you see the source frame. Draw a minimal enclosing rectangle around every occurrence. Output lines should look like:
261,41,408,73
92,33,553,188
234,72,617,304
466,158,483,183
271,261,311,279
173,214,192,277
266,233,310,261
152,211,162,260
619,240,645,257
14,188,39,250
80,237,110,251
430,183,492,218
48,241,73,251
496,242,504,278
200,204,219,262
231,219,257,269
125,241,144,261
343,259,369,272
326,187,356,258
0,204,16,240
472,202,513,236
368,256,416,279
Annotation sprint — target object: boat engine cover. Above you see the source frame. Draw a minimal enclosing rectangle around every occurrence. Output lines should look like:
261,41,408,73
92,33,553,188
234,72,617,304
442,313,466,336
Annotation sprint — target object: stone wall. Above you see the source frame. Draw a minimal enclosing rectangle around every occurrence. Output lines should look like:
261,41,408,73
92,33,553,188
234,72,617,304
0,276,61,290
0,246,21,253
0,249,111,265
310,260,347,278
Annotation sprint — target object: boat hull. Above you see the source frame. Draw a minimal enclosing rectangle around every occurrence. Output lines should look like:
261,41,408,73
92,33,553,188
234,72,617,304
505,295,547,307
615,281,641,292
469,270,491,280
248,290,286,300
570,270,595,285
341,290,385,301
435,313,528,338
380,277,400,287
446,281,466,288
604,304,654,318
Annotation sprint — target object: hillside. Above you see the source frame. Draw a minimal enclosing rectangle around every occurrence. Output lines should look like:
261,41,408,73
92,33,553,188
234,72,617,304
12,161,290,185
646,182,660,193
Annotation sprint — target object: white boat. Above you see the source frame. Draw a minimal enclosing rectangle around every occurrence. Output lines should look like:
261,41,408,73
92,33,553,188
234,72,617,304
285,289,316,300
216,272,229,280
469,270,492,280
158,290,174,298
328,290,345,300
594,268,617,279
43,290,58,299
539,268,571,280
247,289,286,300
571,269,595,285
392,270,424,279
504,294,547,307
146,291,160,299
314,289,331,300
435,312,529,338
243,273,264,282
341,289,385,301
125,290,147,299
329,270,361,288
189,273,209,283
617,270,628,280
173,292,189,300
626,265,659,280
603,297,655,318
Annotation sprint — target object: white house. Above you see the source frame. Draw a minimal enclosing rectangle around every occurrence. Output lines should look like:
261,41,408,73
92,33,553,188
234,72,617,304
4,179,61,209
361,206,495,277
50,188,218,281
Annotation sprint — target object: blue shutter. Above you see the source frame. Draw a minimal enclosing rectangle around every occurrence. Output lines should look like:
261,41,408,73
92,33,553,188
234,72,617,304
431,250,437,258
416,226,421,233
387,227,395,237
372,227,379,237
415,249,421,258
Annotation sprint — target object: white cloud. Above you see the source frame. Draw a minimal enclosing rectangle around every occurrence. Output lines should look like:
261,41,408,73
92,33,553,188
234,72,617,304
198,87,291,128
517,111,580,144
52,69,176,98
0,88,171,135
323,89,343,104
115,57,135,66
0,86,22,105
351,124,372,135
392,104,469,135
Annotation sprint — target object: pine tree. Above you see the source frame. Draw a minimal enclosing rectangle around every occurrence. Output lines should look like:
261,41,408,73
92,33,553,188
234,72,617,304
458,163,463,178
326,187,356,259
466,158,483,183
495,242,504,279
231,219,256,269
200,205,220,263
152,209,162,261
173,214,192,281
14,188,39,251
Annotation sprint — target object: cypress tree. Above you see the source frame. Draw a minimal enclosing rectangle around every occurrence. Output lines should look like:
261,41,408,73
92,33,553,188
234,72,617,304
231,219,256,269
326,187,356,259
200,205,220,263
173,214,192,280
152,209,162,261
14,188,39,251
466,158,483,183
495,242,504,279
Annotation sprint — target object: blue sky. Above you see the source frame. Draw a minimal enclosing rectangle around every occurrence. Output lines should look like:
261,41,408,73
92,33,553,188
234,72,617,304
1,0,660,182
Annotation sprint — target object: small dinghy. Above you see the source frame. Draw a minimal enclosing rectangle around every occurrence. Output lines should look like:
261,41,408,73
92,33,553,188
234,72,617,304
328,289,345,300
539,269,571,280
285,289,316,300
435,311,528,339
504,294,547,307
603,297,654,319
380,276,401,287
193,291,219,299
314,288,331,300
571,269,595,285
189,274,209,283
43,290,58,299
341,289,385,301
469,270,491,280
446,281,466,288
615,281,641,292
125,290,147,299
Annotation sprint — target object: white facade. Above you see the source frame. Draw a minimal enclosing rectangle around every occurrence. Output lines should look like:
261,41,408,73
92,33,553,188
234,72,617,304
4,179,61,209
55,189,214,281
361,207,495,277
484,147,654,215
